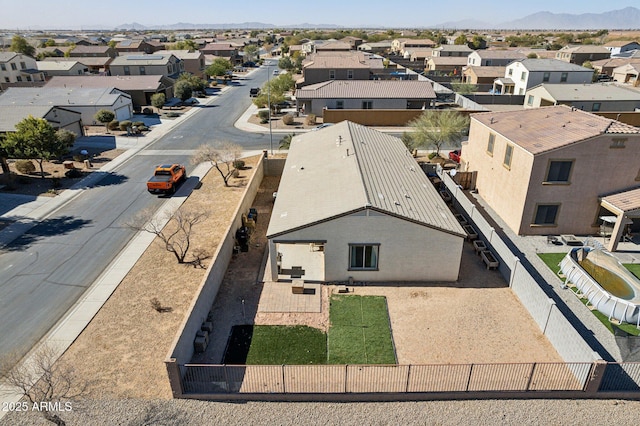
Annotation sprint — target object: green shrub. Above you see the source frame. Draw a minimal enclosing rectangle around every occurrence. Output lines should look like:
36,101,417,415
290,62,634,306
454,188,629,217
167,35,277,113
132,121,144,127
428,152,437,159
306,113,316,126
15,160,36,174
108,120,120,130
258,110,269,120
282,113,295,125
73,155,85,162
119,120,132,131
166,112,180,118
233,159,245,169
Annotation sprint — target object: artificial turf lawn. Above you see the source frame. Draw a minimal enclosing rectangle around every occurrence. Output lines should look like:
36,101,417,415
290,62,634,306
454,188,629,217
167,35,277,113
222,295,397,365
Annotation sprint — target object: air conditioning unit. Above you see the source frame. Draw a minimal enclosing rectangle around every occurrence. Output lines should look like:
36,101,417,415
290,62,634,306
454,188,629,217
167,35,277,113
310,243,325,252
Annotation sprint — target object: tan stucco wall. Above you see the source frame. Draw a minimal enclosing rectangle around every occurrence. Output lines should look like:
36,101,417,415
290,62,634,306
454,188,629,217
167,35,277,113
271,210,464,282
464,120,534,235
521,134,640,235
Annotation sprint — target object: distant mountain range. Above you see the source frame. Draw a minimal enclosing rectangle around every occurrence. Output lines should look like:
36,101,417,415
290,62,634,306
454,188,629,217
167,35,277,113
113,22,339,31
113,7,640,31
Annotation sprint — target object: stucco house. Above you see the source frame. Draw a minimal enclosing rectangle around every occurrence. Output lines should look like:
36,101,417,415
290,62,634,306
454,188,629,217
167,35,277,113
45,75,174,109
524,83,640,111
466,50,526,67
493,59,594,96
295,80,437,116
425,56,468,75
0,105,82,136
0,52,45,85
555,45,611,65
612,63,640,85
69,45,117,58
431,44,472,57
603,41,640,57
156,50,205,78
462,66,506,85
36,60,88,77
461,105,640,251
266,121,465,283
297,52,385,87
0,86,133,124
109,54,184,79
357,41,392,54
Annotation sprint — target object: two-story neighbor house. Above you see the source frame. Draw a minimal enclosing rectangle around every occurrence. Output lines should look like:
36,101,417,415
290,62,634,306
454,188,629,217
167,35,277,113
461,105,640,251
0,52,45,86
555,45,611,65
266,121,465,283
0,86,133,124
431,44,473,57
108,54,184,79
466,50,526,67
156,50,205,78
115,39,164,55
492,59,594,95
295,80,437,116
603,41,640,57
297,52,385,87
524,83,640,111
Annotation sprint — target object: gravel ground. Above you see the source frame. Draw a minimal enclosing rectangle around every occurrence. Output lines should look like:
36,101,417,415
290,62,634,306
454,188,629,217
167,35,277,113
1,398,639,425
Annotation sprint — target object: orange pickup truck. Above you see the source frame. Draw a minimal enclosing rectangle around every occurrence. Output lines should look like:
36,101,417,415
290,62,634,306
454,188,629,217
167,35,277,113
147,164,186,194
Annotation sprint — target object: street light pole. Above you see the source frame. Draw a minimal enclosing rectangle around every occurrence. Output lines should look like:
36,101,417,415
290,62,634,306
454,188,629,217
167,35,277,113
267,61,273,155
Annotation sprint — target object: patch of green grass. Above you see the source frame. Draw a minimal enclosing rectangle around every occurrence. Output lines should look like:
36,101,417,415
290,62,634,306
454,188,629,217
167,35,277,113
245,325,327,365
626,264,640,280
537,252,566,278
327,295,396,364
537,253,640,336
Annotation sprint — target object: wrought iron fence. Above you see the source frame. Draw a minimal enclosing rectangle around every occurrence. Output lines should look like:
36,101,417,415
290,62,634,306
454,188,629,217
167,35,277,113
180,362,596,395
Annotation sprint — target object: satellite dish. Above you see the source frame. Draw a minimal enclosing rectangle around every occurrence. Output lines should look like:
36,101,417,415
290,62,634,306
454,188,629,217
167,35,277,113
449,169,457,177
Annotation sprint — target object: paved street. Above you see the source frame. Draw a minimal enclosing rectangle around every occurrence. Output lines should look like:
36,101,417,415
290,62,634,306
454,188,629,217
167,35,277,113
0,63,277,365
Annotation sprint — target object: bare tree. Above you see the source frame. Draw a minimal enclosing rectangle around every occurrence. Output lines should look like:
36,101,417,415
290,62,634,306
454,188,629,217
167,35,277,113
0,344,89,425
192,143,242,187
131,207,209,265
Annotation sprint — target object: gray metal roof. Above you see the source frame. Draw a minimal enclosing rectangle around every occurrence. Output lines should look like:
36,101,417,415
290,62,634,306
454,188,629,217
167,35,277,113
295,80,436,100
0,87,129,107
267,121,465,238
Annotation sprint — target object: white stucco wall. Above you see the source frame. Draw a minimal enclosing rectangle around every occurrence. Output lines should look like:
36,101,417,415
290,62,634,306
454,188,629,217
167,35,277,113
270,209,464,282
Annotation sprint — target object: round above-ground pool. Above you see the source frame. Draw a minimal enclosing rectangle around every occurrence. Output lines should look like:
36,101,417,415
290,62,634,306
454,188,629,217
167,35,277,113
560,247,640,326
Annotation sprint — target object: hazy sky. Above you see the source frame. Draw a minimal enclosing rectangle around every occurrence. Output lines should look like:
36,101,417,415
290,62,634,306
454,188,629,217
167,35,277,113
0,1,636,30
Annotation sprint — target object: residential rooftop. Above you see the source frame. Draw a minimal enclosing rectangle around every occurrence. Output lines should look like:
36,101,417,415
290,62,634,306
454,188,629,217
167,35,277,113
267,121,465,238
295,80,436,99
472,105,640,155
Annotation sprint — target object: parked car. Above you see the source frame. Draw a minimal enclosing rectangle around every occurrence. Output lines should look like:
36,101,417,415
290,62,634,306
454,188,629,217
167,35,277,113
147,164,186,195
311,123,334,131
243,61,256,67
448,149,461,163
